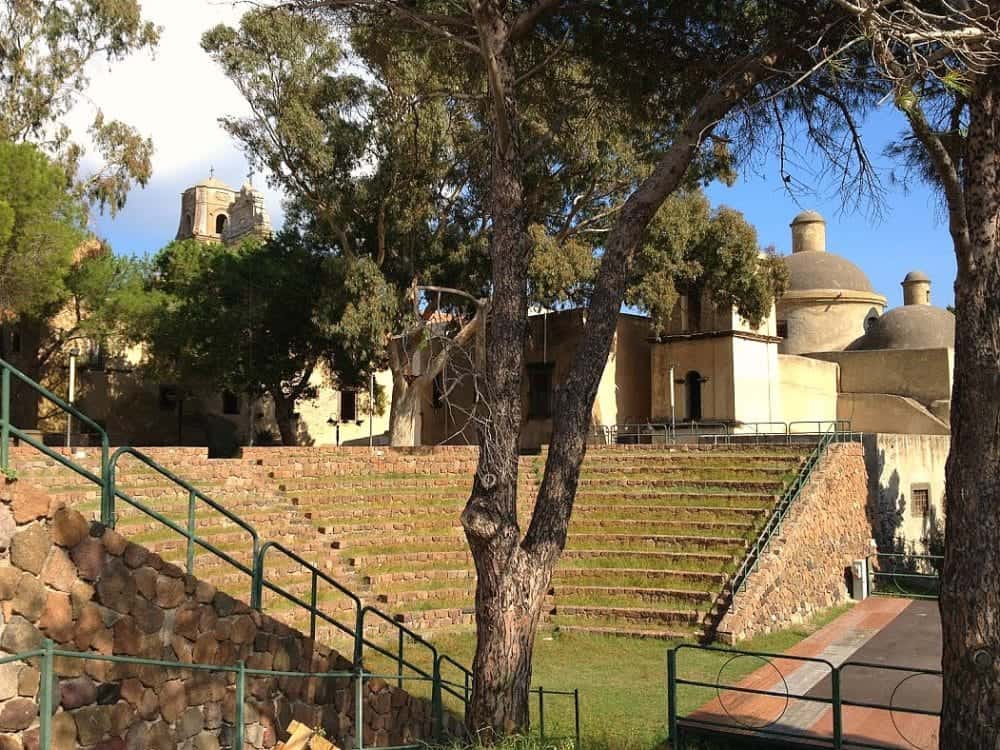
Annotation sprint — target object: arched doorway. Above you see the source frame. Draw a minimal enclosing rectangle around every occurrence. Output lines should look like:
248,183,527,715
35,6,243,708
685,370,703,421
216,214,228,234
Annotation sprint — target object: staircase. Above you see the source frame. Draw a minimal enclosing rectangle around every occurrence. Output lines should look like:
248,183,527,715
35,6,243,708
9,440,814,643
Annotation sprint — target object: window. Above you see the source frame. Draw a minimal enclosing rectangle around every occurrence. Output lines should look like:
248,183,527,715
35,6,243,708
340,390,357,422
159,385,178,411
776,320,788,339
685,370,703,421
527,363,554,419
864,308,880,333
222,390,240,415
215,214,228,234
87,339,105,371
911,486,931,519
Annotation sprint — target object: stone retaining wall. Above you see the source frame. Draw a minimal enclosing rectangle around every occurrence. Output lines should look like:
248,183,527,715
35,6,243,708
0,479,456,750
715,443,874,643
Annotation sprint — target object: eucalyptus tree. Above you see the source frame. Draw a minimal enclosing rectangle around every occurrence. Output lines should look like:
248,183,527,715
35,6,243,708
828,1,1000,744
258,0,874,733
0,0,159,215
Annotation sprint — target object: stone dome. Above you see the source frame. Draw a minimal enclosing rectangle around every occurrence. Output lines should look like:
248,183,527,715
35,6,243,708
783,251,876,293
848,304,955,351
791,209,825,224
903,270,930,283
194,175,235,191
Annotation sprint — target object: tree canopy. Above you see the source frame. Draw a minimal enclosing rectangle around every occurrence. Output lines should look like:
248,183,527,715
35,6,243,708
0,141,85,318
142,232,398,445
0,0,159,214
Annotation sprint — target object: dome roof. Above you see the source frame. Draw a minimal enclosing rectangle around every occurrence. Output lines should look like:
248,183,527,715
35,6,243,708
903,270,930,283
848,304,955,351
194,175,235,191
791,209,824,224
783,251,876,293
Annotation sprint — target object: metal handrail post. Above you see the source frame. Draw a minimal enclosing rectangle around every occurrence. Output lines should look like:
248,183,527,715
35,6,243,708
100,434,111,528
186,489,197,575
355,667,365,750
538,686,545,741
574,688,581,750
40,638,54,750
235,660,246,750
667,649,678,746
832,667,842,749
397,628,405,689
432,657,443,743
310,571,318,642
1,367,10,472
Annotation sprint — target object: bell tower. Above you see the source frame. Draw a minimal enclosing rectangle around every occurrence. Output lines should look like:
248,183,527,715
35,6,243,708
175,171,239,243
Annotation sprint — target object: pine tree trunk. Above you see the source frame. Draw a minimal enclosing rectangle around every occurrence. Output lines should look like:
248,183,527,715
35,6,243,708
461,12,537,734
938,71,1000,748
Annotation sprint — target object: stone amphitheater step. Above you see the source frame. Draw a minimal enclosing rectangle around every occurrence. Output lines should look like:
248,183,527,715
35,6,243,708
553,604,701,626
550,585,713,606
553,624,695,640
10,441,815,641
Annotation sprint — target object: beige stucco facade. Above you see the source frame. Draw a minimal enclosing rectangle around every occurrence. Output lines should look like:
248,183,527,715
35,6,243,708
864,433,949,552
777,291,886,355
776,355,839,425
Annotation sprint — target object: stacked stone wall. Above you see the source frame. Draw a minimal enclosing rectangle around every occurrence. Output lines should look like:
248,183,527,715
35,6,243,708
715,443,874,642
0,478,455,750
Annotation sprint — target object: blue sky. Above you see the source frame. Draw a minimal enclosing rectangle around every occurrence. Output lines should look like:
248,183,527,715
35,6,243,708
83,1,957,310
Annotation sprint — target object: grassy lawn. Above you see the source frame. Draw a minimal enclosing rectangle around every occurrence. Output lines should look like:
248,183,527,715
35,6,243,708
365,604,853,750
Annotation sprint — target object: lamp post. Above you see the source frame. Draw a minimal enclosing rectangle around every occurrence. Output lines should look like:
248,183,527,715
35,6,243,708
65,346,80,450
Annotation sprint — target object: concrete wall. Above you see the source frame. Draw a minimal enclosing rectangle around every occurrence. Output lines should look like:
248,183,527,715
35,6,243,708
716,443,873,642
863,433,949,553
777,292,884,354
777,355,839,425
838,393,950,436
809,347,953,409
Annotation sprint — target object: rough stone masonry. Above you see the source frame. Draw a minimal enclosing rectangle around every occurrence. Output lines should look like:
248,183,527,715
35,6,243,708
0,478,458,750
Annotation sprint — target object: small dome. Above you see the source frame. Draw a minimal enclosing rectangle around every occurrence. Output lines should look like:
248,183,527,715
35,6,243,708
848,305,955,351
195,175,235,191
903,270,930,283
783,251,875,293
791,209,824,225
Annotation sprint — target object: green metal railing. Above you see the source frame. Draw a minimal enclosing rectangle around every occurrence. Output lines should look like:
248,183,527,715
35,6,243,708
0,359,110,514
0,356,583,743
728,423,846,596
534,686,582,749
868,552,942,600
16,639,450,750
666,643,941,749
107,446,260,579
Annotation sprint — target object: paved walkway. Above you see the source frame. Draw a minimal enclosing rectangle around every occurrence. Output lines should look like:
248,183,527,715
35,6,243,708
681,598,941,749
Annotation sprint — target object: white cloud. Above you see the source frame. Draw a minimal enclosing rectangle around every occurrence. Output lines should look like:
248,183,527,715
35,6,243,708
71,0,286,248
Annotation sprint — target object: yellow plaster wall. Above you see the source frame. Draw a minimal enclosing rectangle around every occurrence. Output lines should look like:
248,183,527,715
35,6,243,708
731,337,781,424
650,337,734,422
808,348,953,408
777,355,839,425
838,393,950,435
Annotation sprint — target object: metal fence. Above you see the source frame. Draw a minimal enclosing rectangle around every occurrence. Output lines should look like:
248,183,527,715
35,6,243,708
0,357,583,743
7,639,580,750
587,420,856,447
667,644,941,749
867,552,943,601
